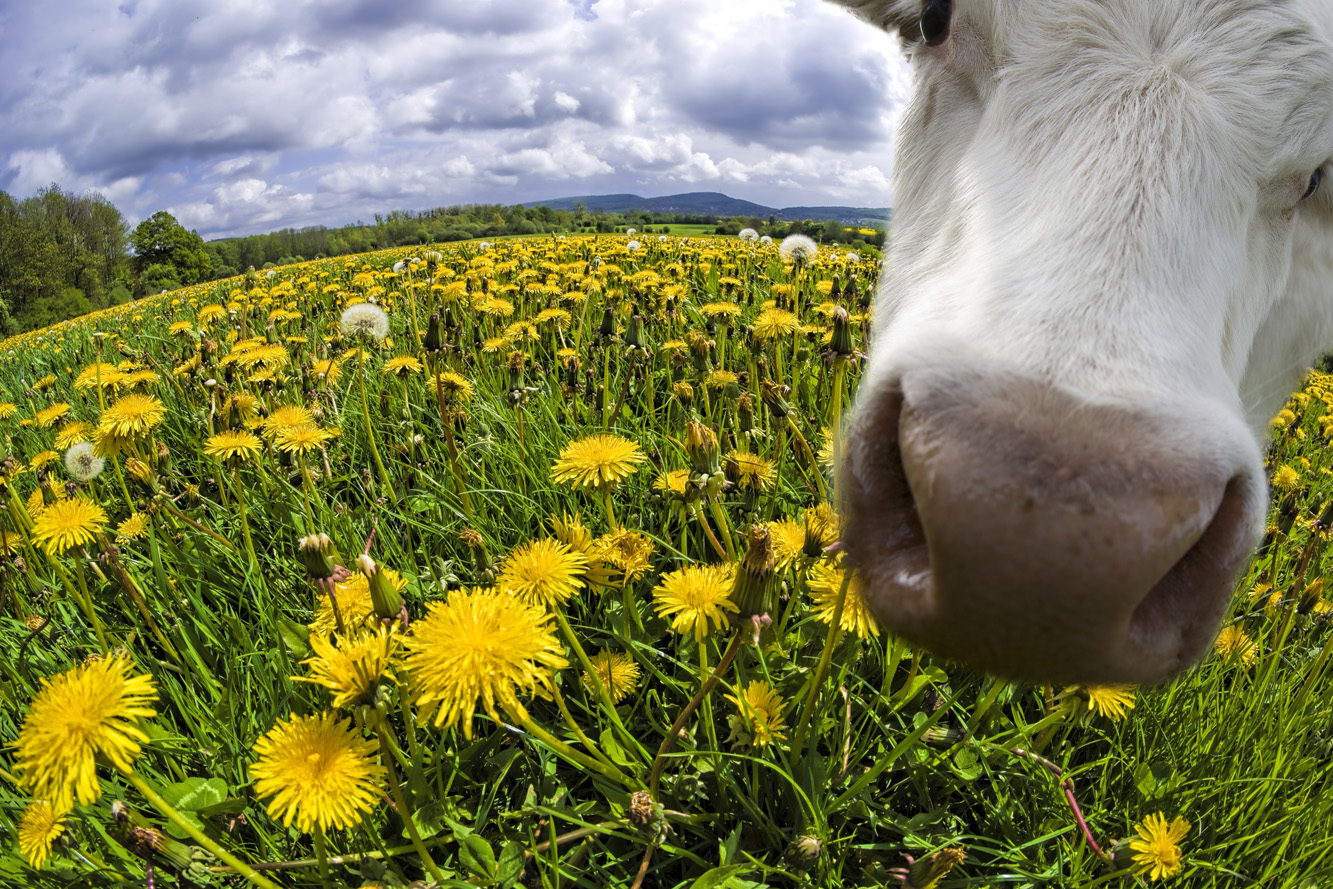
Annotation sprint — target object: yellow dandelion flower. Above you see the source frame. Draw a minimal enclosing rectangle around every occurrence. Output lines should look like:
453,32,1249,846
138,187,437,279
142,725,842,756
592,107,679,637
15,657,157,812
1129,813,1190,881
431,370,475,404
29,450,59,471
1081,684,1137,721
551,434,645,490
116,512,148,544
72,363,124,391
548,512,595,555
297,627,399,710
767,519,806,571
498,538,588,608
310,358,343,386
725,451,777,492
274,424,335,456
751,307,800,341
309,569,406,637
382,355,424,377
590,527,655,582
803,503,842,556
250,712,384,833
653,563,738,642
98,394,166,438
807,561,879,638
581,650,640,703
0,402,17,420
53,420,93,449
198,304,227,324
30,497,107,555
224,393,260,425
33,403,72,429
654,468,689,497
1214,625,1259,667
262,404,316,438
403,587,568,739
204,429,263,462
18,800,67,869
1272,464,1301,491
725,681,787,746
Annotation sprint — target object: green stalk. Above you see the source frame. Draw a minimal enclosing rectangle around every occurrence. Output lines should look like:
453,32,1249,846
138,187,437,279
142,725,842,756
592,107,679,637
313,825,331,889
551,680,627,778
650,630,744,795
358,355,397,502
789,568,853,761
122,770,284,889
377,726,445,884
552,608,647,762
518,712,638,788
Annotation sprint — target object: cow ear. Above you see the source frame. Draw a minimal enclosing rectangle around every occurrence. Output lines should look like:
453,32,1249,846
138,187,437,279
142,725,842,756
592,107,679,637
826,0,923,42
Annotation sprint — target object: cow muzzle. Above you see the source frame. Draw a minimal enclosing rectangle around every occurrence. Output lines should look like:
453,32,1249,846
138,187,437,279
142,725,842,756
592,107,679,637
839,367,1263,685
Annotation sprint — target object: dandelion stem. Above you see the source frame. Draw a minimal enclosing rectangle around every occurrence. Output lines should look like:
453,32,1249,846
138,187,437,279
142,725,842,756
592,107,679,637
377,726,445,884
357,355,397,503
552,608,646,762
122,770,284,889
551,679,625,777
650,629,743,796
789,568,852,761
312,825,331,889
518,712,639,789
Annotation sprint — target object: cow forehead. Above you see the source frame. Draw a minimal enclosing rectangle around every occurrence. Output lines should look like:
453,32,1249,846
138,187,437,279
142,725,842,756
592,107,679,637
942,0,1333,168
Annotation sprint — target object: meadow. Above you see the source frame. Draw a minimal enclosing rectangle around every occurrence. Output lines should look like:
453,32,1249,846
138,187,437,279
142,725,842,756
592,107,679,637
0,231,1329,888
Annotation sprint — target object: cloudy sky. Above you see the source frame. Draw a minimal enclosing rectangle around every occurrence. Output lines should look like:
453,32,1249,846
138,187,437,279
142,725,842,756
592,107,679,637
0,0,911,240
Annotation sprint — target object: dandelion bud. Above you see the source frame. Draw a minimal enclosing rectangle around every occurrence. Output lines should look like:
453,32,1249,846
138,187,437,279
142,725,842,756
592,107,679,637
786,835,822,867
298,533,339,580
685,419,720,476
625,311,647,348
1299,577,1325,614
507,352,526,393
424,313,444,352
673,381,694,406
922,724,965,748
906,847,966,889
738,396,758,443
829,305,855,356
599,307,616,339
357,554,405,623
1278,491,1300,535
124,458,160,495
731,524,777,621
627,791,667,844
761,379,791,419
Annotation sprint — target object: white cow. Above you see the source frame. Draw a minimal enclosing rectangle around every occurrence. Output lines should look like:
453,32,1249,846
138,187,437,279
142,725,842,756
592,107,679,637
831,0,1333,684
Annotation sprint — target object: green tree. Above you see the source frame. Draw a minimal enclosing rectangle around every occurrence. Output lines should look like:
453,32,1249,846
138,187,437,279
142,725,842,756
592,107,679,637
130,211,212,293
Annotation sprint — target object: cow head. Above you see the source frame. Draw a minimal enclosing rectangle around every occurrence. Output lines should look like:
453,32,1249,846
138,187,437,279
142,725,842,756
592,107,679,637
830,0,1333,684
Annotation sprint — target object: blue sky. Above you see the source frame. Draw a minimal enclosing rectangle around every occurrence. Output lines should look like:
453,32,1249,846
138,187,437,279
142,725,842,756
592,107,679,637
0,0,910,239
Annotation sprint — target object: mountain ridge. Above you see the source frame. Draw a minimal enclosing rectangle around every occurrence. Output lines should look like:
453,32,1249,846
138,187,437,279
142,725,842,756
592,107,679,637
522,191,889,227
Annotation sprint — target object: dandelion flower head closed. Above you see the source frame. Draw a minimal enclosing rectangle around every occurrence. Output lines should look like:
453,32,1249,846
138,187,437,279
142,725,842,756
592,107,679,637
16,657,157,813
403,587,567,739
551,434,646,490
63,441,104,481
341,303,390,340
1129,812,1190,881
250,712,385,833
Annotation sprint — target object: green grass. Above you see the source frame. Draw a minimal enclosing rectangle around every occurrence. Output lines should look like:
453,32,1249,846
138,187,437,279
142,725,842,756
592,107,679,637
0,235,1328,888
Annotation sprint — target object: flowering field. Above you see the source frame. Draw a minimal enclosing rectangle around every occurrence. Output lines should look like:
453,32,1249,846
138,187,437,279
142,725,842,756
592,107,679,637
0,233,1330,888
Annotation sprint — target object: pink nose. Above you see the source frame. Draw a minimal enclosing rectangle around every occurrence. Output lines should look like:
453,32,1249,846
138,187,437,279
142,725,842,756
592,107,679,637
839,369,1260,685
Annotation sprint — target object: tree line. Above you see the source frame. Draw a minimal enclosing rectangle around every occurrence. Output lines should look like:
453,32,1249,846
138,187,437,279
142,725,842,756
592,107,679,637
0,184,884,335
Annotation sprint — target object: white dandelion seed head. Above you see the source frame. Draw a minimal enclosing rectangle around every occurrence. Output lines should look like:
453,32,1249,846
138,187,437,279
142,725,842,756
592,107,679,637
266,270,277,279
779,234,818,263
424,251,442,262
626,240,641,253
659,235,669,242
478,241,492,252
393,261,407,274
625,228,637,236
845,251,859,262
738,228,759,242
341,303,390,340
760,235,773,246
64,441,104,481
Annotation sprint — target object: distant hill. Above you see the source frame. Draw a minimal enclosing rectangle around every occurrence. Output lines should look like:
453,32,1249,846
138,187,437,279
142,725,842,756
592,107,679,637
523,191,889,228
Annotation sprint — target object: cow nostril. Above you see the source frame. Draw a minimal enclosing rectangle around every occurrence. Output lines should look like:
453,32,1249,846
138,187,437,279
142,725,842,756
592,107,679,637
1128,474,1253,667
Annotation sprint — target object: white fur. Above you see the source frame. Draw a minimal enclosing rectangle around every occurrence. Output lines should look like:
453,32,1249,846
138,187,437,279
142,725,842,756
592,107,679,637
836,0,1333,464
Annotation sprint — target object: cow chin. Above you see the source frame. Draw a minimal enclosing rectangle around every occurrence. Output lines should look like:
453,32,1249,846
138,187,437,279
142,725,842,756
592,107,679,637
839,364,1267,686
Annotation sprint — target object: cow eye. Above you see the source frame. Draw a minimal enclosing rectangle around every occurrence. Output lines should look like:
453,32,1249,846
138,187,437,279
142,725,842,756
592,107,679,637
1303,168,1323,201
920,0,952,46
